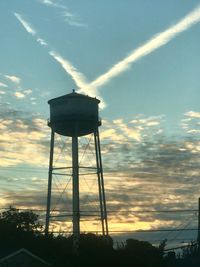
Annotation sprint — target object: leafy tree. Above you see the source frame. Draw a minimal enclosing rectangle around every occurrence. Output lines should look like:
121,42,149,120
0,206,42,232
114,238,165,267
0,207,167,267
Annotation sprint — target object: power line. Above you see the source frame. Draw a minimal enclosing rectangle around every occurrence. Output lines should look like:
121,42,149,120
0,207,198,213
39,228,198,234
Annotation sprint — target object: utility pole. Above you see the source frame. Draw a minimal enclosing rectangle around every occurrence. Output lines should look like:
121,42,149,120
198,198,200,247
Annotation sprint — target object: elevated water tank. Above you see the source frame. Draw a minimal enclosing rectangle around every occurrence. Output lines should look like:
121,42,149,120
48,90,101,137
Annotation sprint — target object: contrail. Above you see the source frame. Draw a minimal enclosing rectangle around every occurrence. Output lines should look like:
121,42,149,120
89,5,200,90
14,13,48,47
49,51,89,90
14,13,89,94
48,51,105,104
14,13,36,36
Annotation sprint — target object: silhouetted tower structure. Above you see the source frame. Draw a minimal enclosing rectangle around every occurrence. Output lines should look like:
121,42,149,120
45,90,108,249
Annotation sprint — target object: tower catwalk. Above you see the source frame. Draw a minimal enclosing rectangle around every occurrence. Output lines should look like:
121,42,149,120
45,90,108,250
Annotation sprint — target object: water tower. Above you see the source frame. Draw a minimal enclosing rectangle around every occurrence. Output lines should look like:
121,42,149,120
45,90,108,248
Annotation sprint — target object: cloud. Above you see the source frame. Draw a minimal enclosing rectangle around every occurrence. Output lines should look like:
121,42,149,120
37,38,48,47
100,115,164,144
187,129,200,134
0,90,6,95
23,89,32,95
39,0,66,9
5,75,21,84
181,110,200,135
14,13,36,36
1,108,200,240
0,106,49,167
87,5,200,92
39,0,87,28
112,119,141,142
0,82,8,88
185,111,200,119
14,92,25,99
62,11,87,28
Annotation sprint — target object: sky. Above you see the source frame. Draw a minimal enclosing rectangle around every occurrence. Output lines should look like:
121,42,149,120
0,0,200,248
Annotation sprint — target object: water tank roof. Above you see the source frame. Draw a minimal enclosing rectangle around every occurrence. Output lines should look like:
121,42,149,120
48,90,100,104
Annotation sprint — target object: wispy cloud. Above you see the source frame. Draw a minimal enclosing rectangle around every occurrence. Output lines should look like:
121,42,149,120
1,107,200,236
14,13,36,36
36,38,48,47
0,90,6,95
181,110,200,136
0,107,49,167
23,89,32,95
14,92,25,99
88,5,200,91
185,110,200,118
39,0,65,9
5,75,21,84
62,11,87,28
0,82,8,88
39,0,87,28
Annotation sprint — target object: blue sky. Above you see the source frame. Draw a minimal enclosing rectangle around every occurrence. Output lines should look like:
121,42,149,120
0,0,200,246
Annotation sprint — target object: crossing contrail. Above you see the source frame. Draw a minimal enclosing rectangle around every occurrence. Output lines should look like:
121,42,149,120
49,51,89,90
15,5,200,108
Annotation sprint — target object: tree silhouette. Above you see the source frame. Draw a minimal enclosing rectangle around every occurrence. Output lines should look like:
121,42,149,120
0,207,166,267
0,206,42,232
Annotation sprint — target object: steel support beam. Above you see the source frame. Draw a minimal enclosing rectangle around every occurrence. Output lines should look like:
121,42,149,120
72,133,80,252
94,128,109,237
45,129,55,235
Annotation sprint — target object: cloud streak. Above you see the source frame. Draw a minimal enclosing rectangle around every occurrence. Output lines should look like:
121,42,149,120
0,82,8,88
39,0,87,28
14,13,36,36
88,5,200,91
5,75,21,84
39,0,66,9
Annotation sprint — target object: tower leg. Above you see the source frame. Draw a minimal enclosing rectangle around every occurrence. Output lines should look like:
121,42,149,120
94,131,105,236
72,135,80,252
94,129,109,236
45,129,55,235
